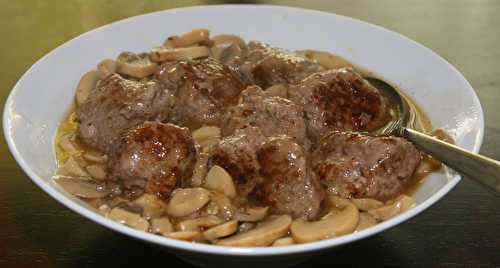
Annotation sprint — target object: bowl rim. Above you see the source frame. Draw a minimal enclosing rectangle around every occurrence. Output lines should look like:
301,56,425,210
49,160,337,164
3,4,484,256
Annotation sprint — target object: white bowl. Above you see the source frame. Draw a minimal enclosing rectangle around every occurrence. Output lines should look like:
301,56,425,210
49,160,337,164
3,5,484,267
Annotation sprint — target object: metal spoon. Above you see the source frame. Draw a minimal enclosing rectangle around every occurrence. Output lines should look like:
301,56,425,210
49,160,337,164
365,77,500,195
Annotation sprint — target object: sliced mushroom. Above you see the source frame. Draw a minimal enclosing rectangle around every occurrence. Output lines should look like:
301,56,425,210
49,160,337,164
164,28,210,48
193,126,221,142
82,151,108,164
210,192,235,220
59,134,78,152
167,188,211,218
75,70,98,106
97,59,116,79
166,231,202,241
213,43,243,62
86,164,107,180
210,34,246,60
108,196,129,207
73,155,89,167
163,38,176,49
198,39,214,47
193,126,221,143
97,204,111,216
368,195,415,221
116,52,158,78
355,212,378,231
57,156,89,177
204,201,219,216
237,222,255,233
389,194,415,210
55,176,109,199
297,50,354,70
151,217,174,236
291,196,359,243
150,46,210,62
211,34,247,50
177,215,224,231
108,207,149,231
133,193,168,219
190,151,209,187
192,126,221,149
264,84,288,98
199,141,220,151
203,220,238,241
204,165,237,198
234,206,268,222
352,198,384,212
216,215,292,247
272,237,295,247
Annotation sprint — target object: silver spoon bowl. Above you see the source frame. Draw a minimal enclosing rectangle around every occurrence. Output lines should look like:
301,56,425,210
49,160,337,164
365,77,500,195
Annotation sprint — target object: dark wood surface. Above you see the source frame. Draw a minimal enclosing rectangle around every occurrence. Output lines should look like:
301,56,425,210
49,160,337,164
1,1,499,267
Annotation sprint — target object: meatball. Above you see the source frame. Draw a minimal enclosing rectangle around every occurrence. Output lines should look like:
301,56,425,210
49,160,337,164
156,57,246,129
76,74,175,153
312,131,421,201
108,122,196,200
229,41,325,88
257,136,324,220
209,127,266,197
222,86,308,146
288,68,387,141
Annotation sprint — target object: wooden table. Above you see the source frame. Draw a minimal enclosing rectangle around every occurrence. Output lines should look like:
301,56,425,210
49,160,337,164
1,1,499,267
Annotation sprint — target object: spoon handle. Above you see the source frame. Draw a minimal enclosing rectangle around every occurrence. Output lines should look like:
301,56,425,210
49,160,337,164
403,127,500,195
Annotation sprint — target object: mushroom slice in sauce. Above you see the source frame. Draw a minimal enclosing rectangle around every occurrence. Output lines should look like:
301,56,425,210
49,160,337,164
203,220,239,241
204,165,237,198
55,176,109,199
108,207,149,231
116,52,158,78
151,217,174,236
150,46,210,62
97,59,117,78
234,206,269,222
368,195,415,221
166,188,211,218
133,193,168,219
216,215,292,247
164,28,210,48
290,196,359,243
177,215,224,231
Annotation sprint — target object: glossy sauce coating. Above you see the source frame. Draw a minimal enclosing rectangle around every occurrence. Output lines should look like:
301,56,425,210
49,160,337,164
107,122,196,200
156,57,246,129
257,136,324,219
289,68,387,141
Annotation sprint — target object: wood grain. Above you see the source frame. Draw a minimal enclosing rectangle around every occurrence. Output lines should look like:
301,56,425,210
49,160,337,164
0,0,499,267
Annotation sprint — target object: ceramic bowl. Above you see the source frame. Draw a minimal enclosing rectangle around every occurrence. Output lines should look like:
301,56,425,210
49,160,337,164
3,5,483,267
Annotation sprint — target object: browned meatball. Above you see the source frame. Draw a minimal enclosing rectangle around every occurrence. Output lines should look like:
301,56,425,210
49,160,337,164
289,68,387,141
257,136,324,220
156,57,246,129
229,41,325,88
108,122,196,200
209,127,266,197
76,74,175,153
312,131,421,201
222,86,308,146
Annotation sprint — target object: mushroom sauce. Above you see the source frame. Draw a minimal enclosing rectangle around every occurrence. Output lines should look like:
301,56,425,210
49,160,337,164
53,29,450,247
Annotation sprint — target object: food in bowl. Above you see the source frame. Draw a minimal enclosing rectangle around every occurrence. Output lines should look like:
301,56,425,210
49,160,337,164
53,28,445,247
